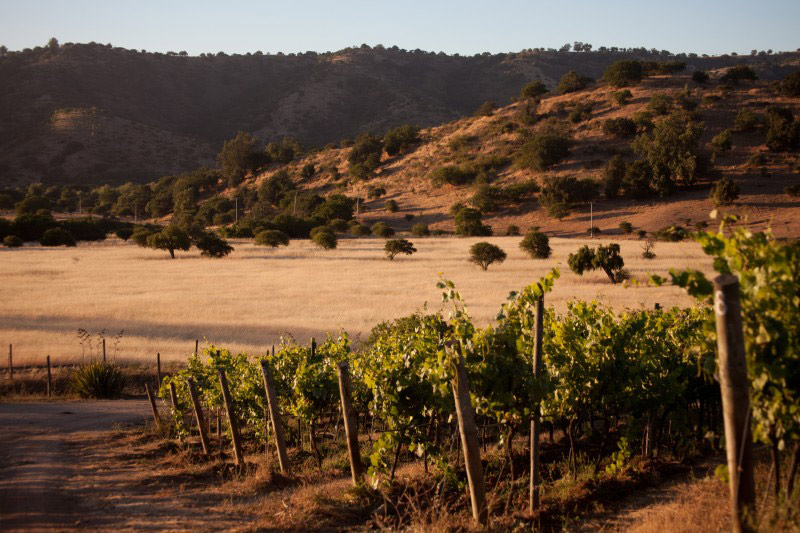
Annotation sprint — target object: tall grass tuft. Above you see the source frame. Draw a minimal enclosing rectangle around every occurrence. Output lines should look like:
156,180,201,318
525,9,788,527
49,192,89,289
70,362,126,398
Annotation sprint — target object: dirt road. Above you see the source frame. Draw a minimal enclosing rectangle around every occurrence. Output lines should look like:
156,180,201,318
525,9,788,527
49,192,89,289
0,401,150,530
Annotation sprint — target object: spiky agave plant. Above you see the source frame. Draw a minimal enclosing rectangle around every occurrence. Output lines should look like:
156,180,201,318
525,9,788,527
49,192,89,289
70,362,126,398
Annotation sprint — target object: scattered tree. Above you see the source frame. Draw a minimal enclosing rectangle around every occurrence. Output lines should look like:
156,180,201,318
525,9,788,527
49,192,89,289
469,242,507,270
454,207,492,236
255,229,290,248
619,221,634,234
641,239,656,259
765,107,800,152
371,222,395,238
194,231,233,258
519,229,551,259
411,223,430,237
603,118,636,137
520,81,548,99
475,101,497,117
557,70,592,94
779,71,800,97
312,228,337,249
40,227,76,247
3,235,22,248
609,89,633,106
568,243,626,284
147,226,191,258
384,125,420,156
506,224,521,236
603,60,643,87
385,199,399,212
691,70,709,83
384,239,417,260
515,133,570,171
710,176,740,206
217,132,264,186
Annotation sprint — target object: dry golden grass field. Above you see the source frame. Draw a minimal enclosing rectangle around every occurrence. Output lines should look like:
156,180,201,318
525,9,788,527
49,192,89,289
0,236,712,365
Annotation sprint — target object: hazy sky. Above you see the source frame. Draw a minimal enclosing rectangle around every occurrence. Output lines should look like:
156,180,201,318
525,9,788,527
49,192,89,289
1,0,798,56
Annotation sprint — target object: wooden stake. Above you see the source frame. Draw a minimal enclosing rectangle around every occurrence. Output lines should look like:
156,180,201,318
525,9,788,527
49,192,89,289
218,368,245,466
449,343,488,526
336,361,364,485
46,355,52,397
195,339,199,356
530,286,544,515
102,338,106,363
156,352,162,387
310,337,316,359
187,378,211,454
145,383,162,430
714,275,756,533
260,360,290,474
169,382,180,410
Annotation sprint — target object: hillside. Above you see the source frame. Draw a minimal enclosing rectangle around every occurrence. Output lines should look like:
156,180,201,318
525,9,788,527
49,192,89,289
1,41,798,185
243,70,800,239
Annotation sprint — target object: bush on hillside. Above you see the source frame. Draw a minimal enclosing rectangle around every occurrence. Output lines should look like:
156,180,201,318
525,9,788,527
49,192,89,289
609,89,633,106
385,199,398,212
711,129,733,152
454,207,492,236
603,118,637,137
217,131,266,186
721,65,758,83
710,176,740,206
371,222,395,238
647,93,673,115
780,71,800,97
430,165,477,186
515,133,570,171
603,60,643,87
506,224,520,236
734,108,759,132
691,70,709,83
411,223,430,237
619,221,634,234
520,80,548,99
557,70,593,94
383,125,420,156
765,107,800,152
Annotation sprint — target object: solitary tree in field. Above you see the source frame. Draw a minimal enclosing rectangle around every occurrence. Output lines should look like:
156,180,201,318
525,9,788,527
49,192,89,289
147,226,191,258
519,230,551,259
194,231,233,258
255,230,290,248
312,229,337,250
384,239,416,260
568,243,626,284
469,242,507,271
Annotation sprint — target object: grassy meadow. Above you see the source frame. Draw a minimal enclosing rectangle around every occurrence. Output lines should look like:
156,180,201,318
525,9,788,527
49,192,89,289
0,236,712,364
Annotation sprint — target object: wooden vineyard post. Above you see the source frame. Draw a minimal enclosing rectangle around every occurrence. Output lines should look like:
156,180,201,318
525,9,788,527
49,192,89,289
195,339,199,356
310,337,316,359
145,383,162,430
102,338,106,363
169,382,180,410
530,285,544,515
186,378,211,454
156,352,162,387
260,360,290,474
714,275,756,533
218,368,245,466
448,343,488,526
336,361,364,485
8,344,12,381
46,355,52,397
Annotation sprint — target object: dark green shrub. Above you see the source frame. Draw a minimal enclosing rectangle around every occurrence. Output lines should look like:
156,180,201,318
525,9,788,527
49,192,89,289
785,184,800,197
216,131,266,186
371,222,395,238
503,179,541,202
691,70,709,83
538,176,600,219
469,185,504,212
603,155,626,198
710,176,740,206
300,163,315,178
194,231,233,258
403,214,414,221
60,218,107,242
568,103,593,123
385,199,399,212
312,194,355,222
637,229,648,239
515,133,570,171
411,223,430,237
603,60,643,87
568,243,625,283
265,136,302,164
603,118,636,137
258,169,293,206
653,225,688,242
384,239,417,260
350,223,372,236
4,235,23,247
721,65,758,83
619,221,633,234
71,362,126,398
348,133,383,174
506,224,520,236
622,159,653,198
312,229,337,249
15,196,51,216
430,165,477,186
469,242,506,270
587,226,601,236
40,227,76,247
557,70,593,94
734,109,759,132
609,89,633,106
384,125,421,156
454,208,491,236
519,230,551,259
328,218,349,232
711,129,733,152
520,80,548,99
779,71,800,97
12,212,57,241
765,107,800,152
115,227,134,241
367,186,386,199
255,229,290,248
131,227,154,247
647,93,673,115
